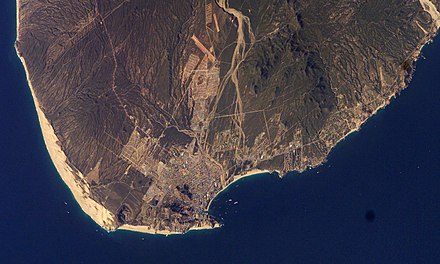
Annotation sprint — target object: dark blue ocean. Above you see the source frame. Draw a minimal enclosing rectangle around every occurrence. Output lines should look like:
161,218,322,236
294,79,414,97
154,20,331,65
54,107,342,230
2,1,440,263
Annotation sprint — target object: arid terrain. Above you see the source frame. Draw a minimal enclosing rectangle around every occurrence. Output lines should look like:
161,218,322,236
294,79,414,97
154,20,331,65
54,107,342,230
16,0,440,233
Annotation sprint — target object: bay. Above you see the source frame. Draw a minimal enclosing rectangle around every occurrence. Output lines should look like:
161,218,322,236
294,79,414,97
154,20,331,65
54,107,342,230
1,1,440,263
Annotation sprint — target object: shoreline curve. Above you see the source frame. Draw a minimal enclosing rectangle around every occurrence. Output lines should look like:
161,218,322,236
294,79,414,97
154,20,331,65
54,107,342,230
14,0,440,235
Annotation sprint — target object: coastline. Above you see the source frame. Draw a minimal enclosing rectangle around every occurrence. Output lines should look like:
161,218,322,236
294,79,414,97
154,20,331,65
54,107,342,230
15,0,117,231
119,222,221,236
13,0,440,236
325,2,440,161
119,169,271,235
206,169,274,211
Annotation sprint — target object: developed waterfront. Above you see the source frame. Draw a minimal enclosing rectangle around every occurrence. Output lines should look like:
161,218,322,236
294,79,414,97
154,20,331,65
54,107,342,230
3,0,440,262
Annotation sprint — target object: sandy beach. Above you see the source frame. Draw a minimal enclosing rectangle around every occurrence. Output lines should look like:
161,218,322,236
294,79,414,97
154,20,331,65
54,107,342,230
116,170,273,235
119,222,221,236
14,0,440,235
15,0,117,231
15,3,219,233
206,169,275,211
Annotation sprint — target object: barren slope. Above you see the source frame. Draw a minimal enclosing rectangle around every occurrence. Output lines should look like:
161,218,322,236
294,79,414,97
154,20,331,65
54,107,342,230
16,0,440,233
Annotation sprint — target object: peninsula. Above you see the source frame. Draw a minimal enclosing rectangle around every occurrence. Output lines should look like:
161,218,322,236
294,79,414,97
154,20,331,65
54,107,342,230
15,0,440,234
